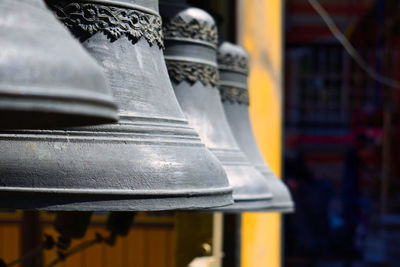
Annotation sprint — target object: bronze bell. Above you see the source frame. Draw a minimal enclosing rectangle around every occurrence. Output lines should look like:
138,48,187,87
218,42,294,212
161,2,273,211
0,0,118,129
2,0,232,211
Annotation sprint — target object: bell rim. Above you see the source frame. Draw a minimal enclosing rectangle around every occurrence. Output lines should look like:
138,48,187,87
211,199,274,212
0,185,233,196
234,192,273,201
234,204,295,213
265,204,295,213
214,206,295,213
0,191,234,211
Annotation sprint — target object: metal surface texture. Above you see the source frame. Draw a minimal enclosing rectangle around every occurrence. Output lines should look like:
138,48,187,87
218,42,294,212
0,0,233,211
0,0,118,129
161,1,273,212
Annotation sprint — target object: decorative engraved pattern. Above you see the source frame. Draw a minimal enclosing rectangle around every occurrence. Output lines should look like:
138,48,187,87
163,16,218,47
48,1,163,47
166,61,219,87
219,85,249,105
217,53,249,74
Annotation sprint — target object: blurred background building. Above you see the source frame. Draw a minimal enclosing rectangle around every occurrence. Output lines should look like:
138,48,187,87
285,0,400,266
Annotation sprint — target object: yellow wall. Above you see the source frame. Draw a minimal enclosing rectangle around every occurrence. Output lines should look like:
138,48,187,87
240,0,283,267
0,212,175,267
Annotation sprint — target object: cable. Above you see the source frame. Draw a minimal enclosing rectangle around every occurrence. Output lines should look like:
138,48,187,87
308,0,400,89
45,212,135,267
6,246,45,267
45,233,106,267
4,234,55,267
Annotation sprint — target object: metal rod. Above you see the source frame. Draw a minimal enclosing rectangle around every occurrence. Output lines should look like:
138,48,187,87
45,233,105,267
6,234,55,267
6,246,45,267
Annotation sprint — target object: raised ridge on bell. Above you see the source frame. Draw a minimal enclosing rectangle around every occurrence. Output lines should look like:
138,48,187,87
0,0,118,129
218,41,294,213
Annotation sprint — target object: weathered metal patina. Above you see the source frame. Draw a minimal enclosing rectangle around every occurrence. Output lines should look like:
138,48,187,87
161,1,274,211
0,0,233,210
0,0,118,129
218,42,294,212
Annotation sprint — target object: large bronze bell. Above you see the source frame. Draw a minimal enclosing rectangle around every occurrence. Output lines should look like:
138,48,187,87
161,2,273,211
4,0,232,211
0,0,118,129
218,42,294,212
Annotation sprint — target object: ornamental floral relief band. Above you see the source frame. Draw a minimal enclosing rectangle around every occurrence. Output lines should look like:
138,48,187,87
219,85,250,106
162,16,218,47
166,61,219,87
47,0,164,48
217,53,249,74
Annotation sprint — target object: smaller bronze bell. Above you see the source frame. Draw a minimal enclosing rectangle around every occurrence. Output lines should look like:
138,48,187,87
0,0,118,129
161,2,273,211
218,42,294,212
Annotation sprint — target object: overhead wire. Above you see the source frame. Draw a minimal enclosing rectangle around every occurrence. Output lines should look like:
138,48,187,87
308,0,400,89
